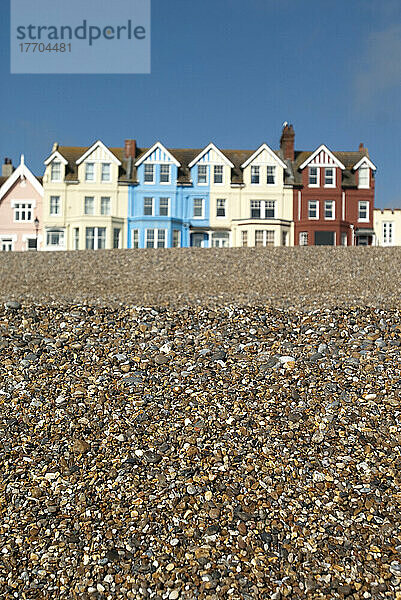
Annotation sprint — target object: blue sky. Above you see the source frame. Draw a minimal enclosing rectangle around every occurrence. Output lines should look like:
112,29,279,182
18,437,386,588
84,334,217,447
1,0,401,207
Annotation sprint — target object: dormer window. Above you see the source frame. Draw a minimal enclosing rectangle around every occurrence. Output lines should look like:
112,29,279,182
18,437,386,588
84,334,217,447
266,166,276,185
144,164,154,183
101,163,111,182
51,162,61,182
251,166,260,184
197,165,207,184
85,163,95,182
214,165,223,184
324,168,335,187
160,164,170,183
358,165,369,188
309,167,319,186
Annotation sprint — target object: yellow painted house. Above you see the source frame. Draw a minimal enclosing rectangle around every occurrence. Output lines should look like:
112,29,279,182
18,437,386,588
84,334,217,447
42,140,133,250
198,142,293,247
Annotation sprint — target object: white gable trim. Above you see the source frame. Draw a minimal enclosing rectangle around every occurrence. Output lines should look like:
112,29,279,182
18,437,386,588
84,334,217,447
44,150,68,166
188,143,234,168
241,143,287,169
135,142,181,167
353,156,376,171
0,156,43,201
299,144,345,170
76,140,121,165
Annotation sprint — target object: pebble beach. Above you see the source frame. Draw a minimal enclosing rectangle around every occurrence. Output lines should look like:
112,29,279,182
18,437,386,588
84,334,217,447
1,247,401,599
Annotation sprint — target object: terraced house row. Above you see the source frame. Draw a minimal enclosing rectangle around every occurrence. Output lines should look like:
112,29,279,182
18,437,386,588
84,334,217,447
0,124,384,250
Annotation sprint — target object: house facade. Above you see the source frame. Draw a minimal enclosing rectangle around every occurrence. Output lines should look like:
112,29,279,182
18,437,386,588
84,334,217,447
374,209,401,246
290,131,376,246
128,142,214,249
0,156,43,251
230,143,294,247
40,127,376,249
42,140,131,251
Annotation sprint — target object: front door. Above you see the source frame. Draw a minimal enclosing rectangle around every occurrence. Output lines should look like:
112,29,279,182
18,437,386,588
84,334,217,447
191,233,205,247
356,235,369,246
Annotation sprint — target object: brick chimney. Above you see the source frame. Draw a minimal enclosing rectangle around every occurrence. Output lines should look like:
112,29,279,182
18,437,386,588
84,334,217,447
2,158,13,178
280,123,295,161
124,139,137,159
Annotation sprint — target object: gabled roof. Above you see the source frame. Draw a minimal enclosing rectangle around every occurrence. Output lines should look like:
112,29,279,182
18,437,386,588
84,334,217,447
292,149,373,187
188,143,235,168
135,141,181,167
241,143,287,169
299,144,346,170
46,145,139,183
76,140,121,165
0,155,43,201
353,156,377,171
44,150,68,166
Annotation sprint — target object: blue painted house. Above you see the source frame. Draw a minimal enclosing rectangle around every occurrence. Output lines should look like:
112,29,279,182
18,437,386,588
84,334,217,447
127,141,212,248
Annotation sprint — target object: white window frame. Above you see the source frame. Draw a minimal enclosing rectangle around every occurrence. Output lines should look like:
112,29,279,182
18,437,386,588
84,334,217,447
85,226,106,250
14,202,33,223
160,164,171,184
113,228,121,249
266,166,276,185
50,161,62,182
144,163,155,184
251,166,260,185
100,196,111,216
145,228,168,248
250,200,276,219
308,166,319,187
214,165,224,185
172,230,181,248
0,236,15,251
255,230,275,247
358,165,370,189
49,195,61,216
73,227,80,250
299,232,308,246
144,197,154,216
197,165,208,185
250,200,261,218
211,232,230,247
46,228,65,249
324,167,335,188
101,163,111,182
132,229,139,249
241,230,248,247
358,200,369,222
84,196,95,216
216,198,226,218
265,200,276,218
193,198,204,218
159,197,170,217
382,222,394,246
85,162,95,182
25,237,37,251
308,200,319,220
324,200,335,220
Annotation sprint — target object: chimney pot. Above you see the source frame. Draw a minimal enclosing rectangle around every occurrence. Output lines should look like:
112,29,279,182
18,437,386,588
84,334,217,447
359,143,364,151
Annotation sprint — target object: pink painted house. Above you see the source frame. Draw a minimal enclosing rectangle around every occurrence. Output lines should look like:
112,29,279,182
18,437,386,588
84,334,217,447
0,156,43,251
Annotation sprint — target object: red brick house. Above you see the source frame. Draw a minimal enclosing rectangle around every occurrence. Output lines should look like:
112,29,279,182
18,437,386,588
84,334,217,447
280,125,376,245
